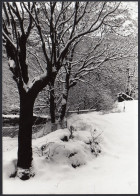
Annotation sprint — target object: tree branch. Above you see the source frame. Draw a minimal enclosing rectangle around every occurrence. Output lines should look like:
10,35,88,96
58,2,121,63
2,30,16,50
22,2,50,65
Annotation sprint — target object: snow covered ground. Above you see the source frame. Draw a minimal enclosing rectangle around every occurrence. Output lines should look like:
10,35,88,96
3,100,138,194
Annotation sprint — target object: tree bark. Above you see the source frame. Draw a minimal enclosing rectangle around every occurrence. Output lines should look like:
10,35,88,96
49,78,58,131
49,81,55,123
58,70,70,128
59,89,68,122
17,92,35,169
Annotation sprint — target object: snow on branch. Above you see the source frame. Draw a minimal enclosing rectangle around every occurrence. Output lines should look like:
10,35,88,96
22,2,50,65
2,30,16,50
27,49,46,73
57,3,121,63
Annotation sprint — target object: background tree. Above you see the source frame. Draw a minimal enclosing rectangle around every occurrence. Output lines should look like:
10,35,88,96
56,24,137,124
24,1,130,127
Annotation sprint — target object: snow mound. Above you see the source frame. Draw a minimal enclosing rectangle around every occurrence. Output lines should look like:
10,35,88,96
67,114,92,131
33,128,102,169
3,100,138,194
111,100,138,113
3,159,17,179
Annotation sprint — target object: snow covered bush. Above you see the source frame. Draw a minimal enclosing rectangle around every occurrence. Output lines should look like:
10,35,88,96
3,114,102,180
34,117,102,169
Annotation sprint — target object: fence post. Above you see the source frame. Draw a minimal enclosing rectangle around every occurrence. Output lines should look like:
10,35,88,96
77,107,80,114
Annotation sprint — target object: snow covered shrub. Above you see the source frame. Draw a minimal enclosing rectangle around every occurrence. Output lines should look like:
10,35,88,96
32,114,103,170
35,123,102,169
40,139,88,167
87,129,102,156
69,125,76,139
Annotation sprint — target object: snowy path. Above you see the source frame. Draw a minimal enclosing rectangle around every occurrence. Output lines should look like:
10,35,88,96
3,101,138,194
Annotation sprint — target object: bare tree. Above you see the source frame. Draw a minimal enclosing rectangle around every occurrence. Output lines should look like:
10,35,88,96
56,28,136,125
23,1,126,127
2,2,51,179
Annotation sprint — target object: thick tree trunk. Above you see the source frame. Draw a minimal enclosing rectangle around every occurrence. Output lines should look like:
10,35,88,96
17,92,35,169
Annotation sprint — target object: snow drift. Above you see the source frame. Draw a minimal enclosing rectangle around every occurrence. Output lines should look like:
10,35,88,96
3,100,138,194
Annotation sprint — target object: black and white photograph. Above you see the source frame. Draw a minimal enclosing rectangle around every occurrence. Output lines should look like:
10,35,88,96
2,1,138,194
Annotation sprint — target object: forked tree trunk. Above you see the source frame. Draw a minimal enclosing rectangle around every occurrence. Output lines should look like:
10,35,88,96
58,66,77,129
17,92,35,169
